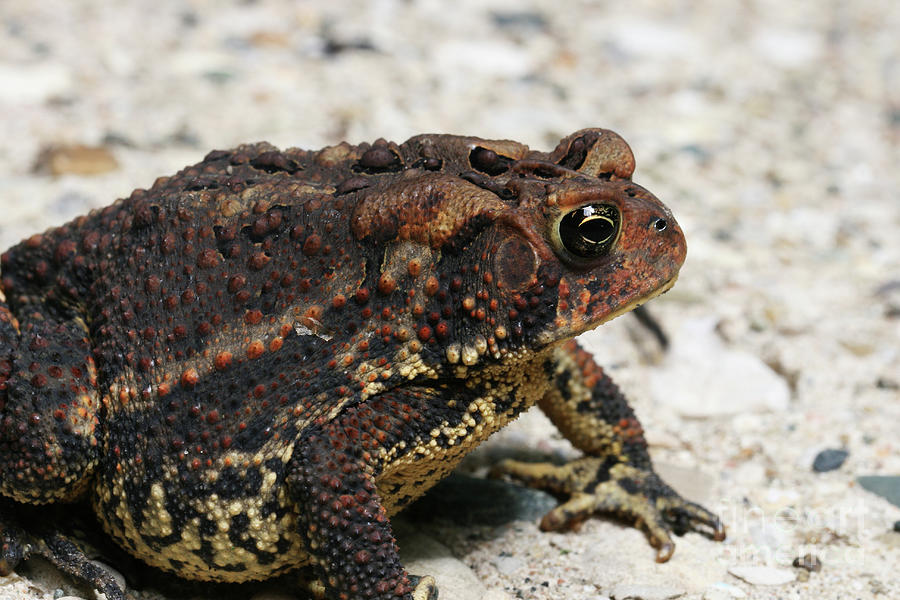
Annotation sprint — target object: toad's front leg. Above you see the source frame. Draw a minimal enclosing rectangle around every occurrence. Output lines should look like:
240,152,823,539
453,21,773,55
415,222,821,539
289,391,437,600
492,340,725,562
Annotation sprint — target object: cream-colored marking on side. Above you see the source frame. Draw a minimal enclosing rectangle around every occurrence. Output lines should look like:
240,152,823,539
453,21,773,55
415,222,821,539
139,482,173,538
93,448,309,582
393,349,439,383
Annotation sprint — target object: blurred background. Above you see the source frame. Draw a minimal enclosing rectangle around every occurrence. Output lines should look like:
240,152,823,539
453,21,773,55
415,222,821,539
0,1,898,599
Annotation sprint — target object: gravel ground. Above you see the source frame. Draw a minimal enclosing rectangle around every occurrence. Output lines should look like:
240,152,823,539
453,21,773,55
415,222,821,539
1,1,898,599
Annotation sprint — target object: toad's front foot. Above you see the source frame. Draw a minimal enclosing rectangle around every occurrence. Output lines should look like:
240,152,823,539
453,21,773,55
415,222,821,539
491,457,725,562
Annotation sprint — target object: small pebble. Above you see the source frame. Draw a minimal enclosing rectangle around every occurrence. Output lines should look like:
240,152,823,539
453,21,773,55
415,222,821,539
792,554,822,572
875,377,899,390
812,448,848,472
728,565,796,586
32,145,119,176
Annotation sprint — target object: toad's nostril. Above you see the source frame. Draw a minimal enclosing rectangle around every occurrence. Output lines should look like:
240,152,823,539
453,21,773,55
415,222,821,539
653,218,668,232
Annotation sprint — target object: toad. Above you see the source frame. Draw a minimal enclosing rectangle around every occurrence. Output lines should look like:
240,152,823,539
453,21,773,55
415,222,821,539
0,129,724,599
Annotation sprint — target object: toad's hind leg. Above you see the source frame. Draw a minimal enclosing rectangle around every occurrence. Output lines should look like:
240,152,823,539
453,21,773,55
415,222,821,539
1,276,108,593
288,392,439,600
0,284,100,503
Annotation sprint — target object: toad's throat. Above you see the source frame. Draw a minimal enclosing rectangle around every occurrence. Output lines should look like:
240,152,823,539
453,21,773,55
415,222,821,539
595,273,679,329
539,273,680,346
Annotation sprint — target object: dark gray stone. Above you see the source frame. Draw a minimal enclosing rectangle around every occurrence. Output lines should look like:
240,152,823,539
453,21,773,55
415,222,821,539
812,448,849,472
857,475,900,508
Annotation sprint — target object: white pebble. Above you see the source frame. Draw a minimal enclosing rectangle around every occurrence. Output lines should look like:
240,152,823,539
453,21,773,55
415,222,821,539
610,583,686,599
728,565,796,586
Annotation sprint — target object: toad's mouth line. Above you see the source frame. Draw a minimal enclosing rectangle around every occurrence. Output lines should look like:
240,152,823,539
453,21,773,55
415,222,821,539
592,273,679,330
534,273,680,347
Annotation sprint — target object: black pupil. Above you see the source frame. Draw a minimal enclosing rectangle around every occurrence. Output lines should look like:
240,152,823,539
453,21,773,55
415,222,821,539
558,203,619,259
579,212,615,243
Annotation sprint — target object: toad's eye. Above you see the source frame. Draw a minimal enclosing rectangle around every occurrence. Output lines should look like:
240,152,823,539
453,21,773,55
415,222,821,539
557,203,620,259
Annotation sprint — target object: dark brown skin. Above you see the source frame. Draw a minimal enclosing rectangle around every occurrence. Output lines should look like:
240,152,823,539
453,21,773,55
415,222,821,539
0,129,724,600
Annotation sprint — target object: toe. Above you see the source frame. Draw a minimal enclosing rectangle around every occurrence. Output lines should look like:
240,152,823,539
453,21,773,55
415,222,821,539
638,506,678,561
655,541,676,563
410,574,438,600
659,497,727,541
538,494,598,531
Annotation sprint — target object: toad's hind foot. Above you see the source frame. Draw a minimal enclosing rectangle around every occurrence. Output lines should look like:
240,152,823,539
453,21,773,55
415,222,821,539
0,507,128,600
491,457,725,562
